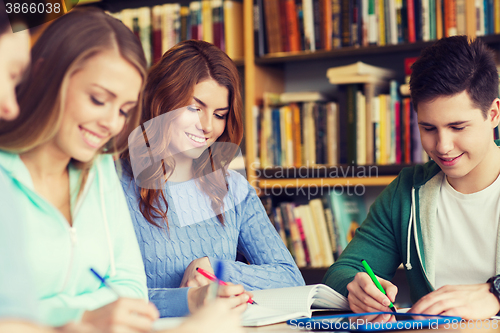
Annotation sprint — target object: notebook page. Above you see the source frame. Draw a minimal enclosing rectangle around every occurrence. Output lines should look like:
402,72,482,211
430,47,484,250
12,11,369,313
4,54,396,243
311,284,350,309
249,285,318,314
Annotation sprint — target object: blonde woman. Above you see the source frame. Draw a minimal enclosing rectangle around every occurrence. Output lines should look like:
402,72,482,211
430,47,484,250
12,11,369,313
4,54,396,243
0,7,246,333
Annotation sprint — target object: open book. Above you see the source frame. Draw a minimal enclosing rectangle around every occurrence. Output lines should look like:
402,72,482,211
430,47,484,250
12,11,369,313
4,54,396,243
241,284,349,327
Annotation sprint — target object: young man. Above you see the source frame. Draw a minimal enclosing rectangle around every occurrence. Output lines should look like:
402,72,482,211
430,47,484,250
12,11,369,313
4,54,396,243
323,36,500,320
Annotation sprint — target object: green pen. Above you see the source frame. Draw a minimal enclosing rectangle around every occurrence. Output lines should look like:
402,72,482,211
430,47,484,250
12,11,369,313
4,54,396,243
361,259,397,313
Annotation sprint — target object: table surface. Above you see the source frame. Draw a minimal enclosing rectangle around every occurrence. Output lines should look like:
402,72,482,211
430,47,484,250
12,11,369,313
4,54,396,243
244,319,500,332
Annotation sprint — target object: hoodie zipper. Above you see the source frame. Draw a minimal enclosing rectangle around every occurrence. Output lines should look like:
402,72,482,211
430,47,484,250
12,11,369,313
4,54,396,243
59,226,78,293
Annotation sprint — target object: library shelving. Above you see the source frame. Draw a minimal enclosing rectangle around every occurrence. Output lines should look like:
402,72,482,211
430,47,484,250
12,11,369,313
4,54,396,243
242,0,500,192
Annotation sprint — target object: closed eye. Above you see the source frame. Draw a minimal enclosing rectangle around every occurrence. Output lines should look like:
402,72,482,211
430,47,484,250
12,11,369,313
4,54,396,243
422,127,435,132
120,109,130,118
91,96,104,106
452,126,465,131
187,105,201,112
214,113,227,120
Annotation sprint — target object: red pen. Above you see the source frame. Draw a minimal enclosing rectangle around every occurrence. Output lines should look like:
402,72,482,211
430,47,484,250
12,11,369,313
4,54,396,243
196,267,257,305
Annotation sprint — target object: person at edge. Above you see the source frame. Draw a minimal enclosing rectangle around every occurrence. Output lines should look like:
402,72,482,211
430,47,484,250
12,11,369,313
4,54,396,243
0,6,51,333
323,35,500,321
0,8,246,333
119,39,305,317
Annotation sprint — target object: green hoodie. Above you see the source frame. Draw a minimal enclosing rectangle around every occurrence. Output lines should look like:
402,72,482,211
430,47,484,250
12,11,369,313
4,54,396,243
0,151,148,326
323,140,500,304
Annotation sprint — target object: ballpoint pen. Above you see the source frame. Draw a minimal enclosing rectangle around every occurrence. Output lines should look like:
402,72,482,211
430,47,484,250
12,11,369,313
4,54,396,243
90,267,120,297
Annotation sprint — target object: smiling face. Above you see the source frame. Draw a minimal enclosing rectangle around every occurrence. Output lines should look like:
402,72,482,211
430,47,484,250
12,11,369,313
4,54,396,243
168,79,229,162
0,29,30,121
418,90,500,192
52,49,142,163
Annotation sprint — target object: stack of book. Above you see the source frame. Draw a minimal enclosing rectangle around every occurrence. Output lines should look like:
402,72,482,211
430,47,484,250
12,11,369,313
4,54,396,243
109,0,244,66
327,61,429,165
254,0,500,56
263,191,367,268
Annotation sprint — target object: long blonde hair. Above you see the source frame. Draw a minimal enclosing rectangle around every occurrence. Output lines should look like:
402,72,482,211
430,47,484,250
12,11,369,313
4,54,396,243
0,7,147,190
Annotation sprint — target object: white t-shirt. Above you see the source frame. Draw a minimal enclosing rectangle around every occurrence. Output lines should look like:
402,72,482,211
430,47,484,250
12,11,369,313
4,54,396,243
434,174,500,289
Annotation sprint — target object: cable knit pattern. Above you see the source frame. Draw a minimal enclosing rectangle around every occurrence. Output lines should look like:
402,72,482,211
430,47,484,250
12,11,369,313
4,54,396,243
120,167,305,317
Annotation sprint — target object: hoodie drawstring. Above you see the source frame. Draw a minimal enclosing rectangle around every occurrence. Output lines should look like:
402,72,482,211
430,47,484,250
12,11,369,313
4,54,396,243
97,162,116,277
405,188,416,270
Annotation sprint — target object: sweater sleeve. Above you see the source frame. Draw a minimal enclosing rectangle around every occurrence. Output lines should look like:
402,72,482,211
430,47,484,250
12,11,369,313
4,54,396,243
322,174,403,297
0,170,39,323
209,177,305,290
148,287,190,317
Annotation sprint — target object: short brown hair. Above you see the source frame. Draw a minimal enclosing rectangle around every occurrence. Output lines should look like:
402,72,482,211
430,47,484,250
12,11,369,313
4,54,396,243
410,36,499,118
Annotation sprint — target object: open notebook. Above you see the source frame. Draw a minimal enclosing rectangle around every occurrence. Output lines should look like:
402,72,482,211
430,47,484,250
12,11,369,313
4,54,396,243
241,284,349,326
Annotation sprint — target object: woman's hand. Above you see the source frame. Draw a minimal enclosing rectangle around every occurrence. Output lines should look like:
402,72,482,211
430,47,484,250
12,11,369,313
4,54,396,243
346,272,398,322
81,298,159,333
187,283,251,313
175,298,246,333
179,257,214,288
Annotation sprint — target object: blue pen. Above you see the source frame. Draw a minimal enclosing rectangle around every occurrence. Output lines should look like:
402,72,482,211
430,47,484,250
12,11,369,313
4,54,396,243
206,261,224,302
90,268,120,297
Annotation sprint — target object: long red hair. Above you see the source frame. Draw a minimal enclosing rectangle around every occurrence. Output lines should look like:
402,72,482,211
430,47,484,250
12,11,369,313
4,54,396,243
122,40,244,228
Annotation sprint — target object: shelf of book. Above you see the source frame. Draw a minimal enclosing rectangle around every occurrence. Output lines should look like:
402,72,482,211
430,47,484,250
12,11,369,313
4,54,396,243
255,34,500,65
259,175,397,189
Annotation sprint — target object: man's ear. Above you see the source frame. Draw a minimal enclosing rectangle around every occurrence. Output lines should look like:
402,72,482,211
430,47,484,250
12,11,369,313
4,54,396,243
489,98,500,128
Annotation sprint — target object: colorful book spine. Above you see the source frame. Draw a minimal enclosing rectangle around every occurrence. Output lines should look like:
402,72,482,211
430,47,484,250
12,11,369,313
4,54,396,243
313,0,322,49
264,0,282,53
495,0,500,34
378,0,386,45
201,0,213,43
212,0,225,51
332,0,342,48
302,0,316,51
321,0,333,50
346,85,358,164
407,0,417,42
279,0,290,52
285,0,301,52
444,0,457,36
341,0,352,46
368,0,378,44
151,6,162,64
190,1,202,40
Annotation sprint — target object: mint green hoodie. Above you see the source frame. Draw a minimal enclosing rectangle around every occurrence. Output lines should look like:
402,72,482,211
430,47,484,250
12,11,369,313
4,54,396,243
0,151,148,326
323,140,500,304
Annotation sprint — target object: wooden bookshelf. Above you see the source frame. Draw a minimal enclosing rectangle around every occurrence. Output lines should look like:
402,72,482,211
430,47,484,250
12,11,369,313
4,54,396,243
242,0,500,191
259,176,397,189
255,34,500,64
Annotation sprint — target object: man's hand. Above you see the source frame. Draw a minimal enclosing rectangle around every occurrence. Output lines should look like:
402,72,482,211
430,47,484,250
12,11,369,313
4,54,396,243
409,283,500,319
346,272,398,322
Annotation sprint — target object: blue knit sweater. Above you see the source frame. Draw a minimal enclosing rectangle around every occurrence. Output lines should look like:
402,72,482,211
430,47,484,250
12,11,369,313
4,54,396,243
120,167,305,317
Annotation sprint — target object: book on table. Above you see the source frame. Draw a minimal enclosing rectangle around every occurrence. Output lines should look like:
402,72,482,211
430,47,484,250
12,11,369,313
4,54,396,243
152,284,349,330
241,284,349,327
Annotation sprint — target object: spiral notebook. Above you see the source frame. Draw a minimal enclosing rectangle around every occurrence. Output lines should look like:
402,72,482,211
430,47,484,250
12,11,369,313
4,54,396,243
241,284,349,327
